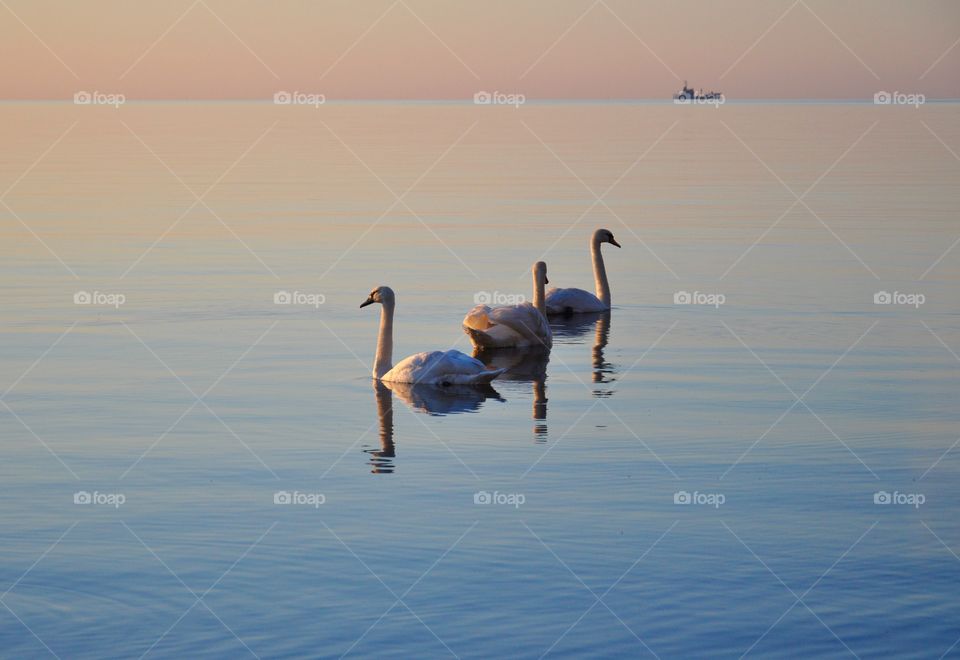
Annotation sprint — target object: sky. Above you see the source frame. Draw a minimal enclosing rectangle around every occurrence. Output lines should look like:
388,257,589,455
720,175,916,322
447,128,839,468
1,0,958,100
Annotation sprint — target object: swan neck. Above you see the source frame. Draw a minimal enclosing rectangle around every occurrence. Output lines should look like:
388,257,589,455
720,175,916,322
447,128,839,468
591,237,611,306
374,300,394,379
533,269,546,316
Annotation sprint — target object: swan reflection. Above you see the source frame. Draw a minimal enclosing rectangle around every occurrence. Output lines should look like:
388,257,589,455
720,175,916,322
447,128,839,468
550,312,615,397
384,380,504,415
364,380,504,473
365,381,396,473
474,347,550,442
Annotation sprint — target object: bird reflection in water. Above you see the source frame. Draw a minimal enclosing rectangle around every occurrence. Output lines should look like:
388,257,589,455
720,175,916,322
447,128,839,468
365,381,396,473
364,380,504,473
474,347,550,442
550,312,615,398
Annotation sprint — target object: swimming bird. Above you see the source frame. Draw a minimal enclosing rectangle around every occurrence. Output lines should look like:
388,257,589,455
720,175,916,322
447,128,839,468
463,261,552,349
545,228,620,314
361,286,505,385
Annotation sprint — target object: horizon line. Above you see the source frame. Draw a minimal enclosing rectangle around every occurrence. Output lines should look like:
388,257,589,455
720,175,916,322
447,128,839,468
3,97,959,104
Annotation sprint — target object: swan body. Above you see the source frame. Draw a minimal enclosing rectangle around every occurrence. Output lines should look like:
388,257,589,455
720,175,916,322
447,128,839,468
543,287,608,314
362,286,505,385
463,261,552,349
545,228,620,315
382,349,503,386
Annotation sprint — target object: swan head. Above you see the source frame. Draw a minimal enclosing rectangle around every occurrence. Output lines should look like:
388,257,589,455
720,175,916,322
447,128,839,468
594,228,621,248
360,286,395,308
533,261,549,285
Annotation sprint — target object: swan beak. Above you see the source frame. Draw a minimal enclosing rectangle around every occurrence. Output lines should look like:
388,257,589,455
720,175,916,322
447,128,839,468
360,297,374,308
610,238,621,248
545,276,549,284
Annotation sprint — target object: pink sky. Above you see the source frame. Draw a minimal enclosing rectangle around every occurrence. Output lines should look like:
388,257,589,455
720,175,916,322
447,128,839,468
1,0,958,99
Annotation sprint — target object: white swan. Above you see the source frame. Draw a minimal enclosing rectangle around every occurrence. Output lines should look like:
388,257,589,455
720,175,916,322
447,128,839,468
545,228,621,314
462,261,552,349
361,286,505,385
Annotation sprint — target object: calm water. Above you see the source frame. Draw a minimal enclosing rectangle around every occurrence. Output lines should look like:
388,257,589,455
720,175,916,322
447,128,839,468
1,103,959,658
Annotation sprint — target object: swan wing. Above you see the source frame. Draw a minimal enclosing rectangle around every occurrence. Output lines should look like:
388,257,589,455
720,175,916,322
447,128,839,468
463,303,552,348
436,349,503,377
462,304,494,331
383,350,504,385
464,323,524,349
545,287,607,314
487,304,552,346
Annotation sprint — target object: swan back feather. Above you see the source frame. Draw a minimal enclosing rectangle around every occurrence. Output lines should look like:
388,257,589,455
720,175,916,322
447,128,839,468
383,350,505,385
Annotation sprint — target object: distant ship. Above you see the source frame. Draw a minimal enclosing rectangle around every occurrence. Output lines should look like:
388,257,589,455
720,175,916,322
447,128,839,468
673,81,723,102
